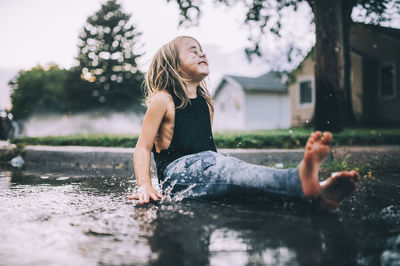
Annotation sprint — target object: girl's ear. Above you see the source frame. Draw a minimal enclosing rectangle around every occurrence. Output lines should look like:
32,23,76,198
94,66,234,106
177,63,182,74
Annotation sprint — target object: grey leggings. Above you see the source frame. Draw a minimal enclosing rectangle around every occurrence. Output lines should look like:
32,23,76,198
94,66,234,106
162,150,304,199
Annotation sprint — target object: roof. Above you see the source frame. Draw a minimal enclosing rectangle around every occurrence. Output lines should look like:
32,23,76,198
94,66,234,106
213,71,287,100
353,22,400,41
227,71,287,92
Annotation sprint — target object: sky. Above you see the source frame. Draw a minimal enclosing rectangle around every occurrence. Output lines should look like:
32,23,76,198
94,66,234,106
6,0,399,111
0,0,319,109
0,0,257,69
0,0,262,109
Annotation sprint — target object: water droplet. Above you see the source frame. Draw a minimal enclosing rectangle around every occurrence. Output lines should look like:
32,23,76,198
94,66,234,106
10,156,24,168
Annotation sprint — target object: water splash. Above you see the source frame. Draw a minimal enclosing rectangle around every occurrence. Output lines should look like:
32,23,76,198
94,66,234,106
381,235,400,266
10,156,24,168
379,205,400,224
159,176,208,203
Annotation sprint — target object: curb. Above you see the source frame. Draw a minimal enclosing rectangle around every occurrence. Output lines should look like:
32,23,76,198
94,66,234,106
1,143,399,171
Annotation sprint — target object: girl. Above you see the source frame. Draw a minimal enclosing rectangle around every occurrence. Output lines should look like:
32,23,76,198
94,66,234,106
130,36,360,210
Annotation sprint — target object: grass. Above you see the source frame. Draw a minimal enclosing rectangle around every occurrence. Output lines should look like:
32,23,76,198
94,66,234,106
320,154,374,180
214,127,400,148
9,127,400,149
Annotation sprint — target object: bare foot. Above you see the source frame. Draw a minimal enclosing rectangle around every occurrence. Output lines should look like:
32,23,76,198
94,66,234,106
298,131,360,211
298,131,332,198
318,171,360,210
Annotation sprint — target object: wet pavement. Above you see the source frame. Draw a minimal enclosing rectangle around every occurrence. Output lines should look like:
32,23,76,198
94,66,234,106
0,166,399,266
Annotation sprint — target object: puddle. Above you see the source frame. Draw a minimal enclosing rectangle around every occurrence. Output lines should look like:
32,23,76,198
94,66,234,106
0,167,399,265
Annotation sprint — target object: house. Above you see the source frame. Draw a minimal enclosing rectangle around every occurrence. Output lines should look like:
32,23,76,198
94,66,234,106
212,72,290,131
290,23,400,127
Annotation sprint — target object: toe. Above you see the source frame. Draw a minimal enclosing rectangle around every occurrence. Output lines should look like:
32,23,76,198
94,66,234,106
321,132,332,145
311,131,321,140
342,171,358,188
351,170,360,183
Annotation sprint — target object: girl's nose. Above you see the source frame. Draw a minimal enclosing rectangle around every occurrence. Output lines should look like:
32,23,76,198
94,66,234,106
199,52,206,58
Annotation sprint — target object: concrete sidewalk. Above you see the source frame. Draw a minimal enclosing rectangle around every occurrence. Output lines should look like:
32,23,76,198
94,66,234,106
1,141,399,171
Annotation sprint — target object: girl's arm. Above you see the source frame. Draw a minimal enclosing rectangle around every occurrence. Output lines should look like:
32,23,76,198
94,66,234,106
129,93,169,204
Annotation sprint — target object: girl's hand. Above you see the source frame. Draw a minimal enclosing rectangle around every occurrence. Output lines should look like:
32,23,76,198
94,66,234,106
128,185,163,204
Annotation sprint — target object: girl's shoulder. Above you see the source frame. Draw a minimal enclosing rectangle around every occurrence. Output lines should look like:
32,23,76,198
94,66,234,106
149,91,174,108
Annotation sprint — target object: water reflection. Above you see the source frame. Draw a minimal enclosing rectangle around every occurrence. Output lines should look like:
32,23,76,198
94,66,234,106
145,198,357,266
0,168,398,265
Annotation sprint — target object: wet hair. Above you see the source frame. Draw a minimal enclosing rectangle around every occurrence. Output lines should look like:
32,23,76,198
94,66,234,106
144,36,213,110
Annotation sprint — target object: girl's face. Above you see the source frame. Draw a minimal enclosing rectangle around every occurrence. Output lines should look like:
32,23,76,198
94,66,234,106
176,37,209,82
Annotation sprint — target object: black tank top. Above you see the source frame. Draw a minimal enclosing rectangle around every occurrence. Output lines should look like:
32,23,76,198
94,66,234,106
152,93,217,181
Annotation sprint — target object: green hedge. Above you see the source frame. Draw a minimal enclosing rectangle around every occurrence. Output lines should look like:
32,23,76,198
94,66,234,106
10,128,400,149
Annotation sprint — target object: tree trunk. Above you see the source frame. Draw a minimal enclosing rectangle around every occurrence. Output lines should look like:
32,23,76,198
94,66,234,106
312,0,356,132
341,0,358,126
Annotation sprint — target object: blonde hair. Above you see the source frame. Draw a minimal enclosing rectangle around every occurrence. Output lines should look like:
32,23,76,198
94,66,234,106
144,36,213,110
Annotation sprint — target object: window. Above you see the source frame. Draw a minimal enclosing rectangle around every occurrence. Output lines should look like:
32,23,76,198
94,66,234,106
299,81,312,104
380,63,396,98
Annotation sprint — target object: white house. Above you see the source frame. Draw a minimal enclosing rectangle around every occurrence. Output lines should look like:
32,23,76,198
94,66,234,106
212,72,290,131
